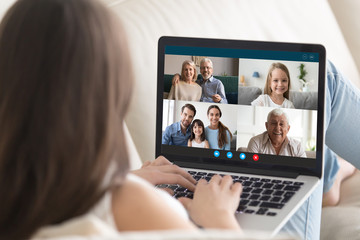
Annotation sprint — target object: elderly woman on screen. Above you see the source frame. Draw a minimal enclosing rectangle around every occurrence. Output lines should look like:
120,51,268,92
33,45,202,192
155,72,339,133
168,60,202,101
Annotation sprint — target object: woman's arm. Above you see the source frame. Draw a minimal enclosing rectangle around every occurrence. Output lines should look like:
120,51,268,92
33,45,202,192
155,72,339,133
112,175,196,231
167,85,175,100
131,156,197,191
113,174,242,232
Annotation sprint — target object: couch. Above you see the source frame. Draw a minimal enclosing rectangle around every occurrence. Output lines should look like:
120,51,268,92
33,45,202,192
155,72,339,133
2,0,360,239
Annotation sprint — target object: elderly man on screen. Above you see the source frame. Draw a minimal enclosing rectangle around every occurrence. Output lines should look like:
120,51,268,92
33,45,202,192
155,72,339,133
247,108,306,157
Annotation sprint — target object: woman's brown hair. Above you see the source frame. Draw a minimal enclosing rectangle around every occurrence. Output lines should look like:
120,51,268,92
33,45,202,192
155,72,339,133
0,0,133,239
207,105,232,149
264,62,291,99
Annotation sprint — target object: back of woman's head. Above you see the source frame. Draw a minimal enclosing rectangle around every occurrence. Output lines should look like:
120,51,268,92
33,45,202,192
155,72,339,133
0,0,133,238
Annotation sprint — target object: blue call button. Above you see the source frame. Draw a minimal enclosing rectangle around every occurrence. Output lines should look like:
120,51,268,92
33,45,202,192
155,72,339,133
227,152,233,159
240,153,246,160
214,151,220,157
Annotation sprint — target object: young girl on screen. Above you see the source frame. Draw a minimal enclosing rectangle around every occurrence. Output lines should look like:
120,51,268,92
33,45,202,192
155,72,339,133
251,62,295,108
188,119,209,148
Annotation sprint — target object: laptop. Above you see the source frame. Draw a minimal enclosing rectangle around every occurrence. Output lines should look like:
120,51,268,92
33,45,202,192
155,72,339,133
156,36,326,236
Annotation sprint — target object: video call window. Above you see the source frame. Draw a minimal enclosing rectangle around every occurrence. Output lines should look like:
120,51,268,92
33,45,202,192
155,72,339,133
161,53,319,163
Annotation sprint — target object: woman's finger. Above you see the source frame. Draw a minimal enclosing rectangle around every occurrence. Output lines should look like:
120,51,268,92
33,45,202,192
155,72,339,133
209,174,222,185
161,172,196,192
155,164,197,185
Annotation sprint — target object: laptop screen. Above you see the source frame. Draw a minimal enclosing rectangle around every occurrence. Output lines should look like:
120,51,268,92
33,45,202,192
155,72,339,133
156,37,326,178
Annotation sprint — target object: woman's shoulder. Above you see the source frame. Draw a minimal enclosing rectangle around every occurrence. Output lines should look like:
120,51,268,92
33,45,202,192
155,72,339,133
205,126,218,133
112,174,157,206
111,174,191,231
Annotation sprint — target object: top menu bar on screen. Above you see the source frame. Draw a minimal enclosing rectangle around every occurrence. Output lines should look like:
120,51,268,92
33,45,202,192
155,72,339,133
165,45,319,62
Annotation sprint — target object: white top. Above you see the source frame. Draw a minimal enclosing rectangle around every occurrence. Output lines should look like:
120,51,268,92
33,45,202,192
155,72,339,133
247,131,306,157
191,139,206,148
251,94,295,108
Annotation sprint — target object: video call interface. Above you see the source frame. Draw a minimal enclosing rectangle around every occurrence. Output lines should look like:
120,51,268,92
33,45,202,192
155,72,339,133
160,45,321,169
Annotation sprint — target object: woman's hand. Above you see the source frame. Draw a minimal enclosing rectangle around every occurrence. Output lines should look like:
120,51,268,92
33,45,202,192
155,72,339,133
179,175,242,230
172,74,180,85
131,156,197,192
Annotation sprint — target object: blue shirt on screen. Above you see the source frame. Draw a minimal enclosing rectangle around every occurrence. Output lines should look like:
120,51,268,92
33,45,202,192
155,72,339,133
196,76,228,104
205,126,231,150
162,121,191,146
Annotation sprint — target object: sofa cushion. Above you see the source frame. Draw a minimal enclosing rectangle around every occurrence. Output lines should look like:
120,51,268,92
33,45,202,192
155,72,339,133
290,91,318,110
238,86,262,105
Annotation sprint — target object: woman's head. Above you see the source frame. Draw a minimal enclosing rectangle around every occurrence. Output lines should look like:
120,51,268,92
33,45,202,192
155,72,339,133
264,62,291,99
189,119,206,141
0,0,132,238
207,105,222,127
180,60,197,82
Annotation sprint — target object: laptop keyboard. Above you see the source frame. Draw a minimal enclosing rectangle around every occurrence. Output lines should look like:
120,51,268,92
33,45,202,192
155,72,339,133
156,170,304,217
